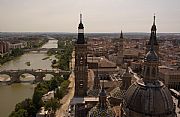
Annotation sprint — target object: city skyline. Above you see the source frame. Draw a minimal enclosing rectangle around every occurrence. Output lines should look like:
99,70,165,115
0,0,180,33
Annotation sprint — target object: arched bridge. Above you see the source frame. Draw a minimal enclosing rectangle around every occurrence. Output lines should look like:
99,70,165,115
24,48,64,52
0,69,70,83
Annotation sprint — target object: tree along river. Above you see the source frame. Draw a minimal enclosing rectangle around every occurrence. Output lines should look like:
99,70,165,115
0,40,58,117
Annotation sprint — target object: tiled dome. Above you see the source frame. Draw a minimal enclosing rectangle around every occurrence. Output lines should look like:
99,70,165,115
110,87,126,100
88,104,115,117
124,79,175,116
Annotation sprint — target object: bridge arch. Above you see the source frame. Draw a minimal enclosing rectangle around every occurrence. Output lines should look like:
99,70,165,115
19,73,35,83
0,74,11,82
43,74,54,81
0,69,70,83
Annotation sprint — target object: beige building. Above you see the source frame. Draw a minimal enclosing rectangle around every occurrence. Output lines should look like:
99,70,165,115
159,66,180,90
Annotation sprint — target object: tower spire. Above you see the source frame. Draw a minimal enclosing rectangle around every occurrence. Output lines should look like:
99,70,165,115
80,13,82,23
143,16,159,82
147,14,158,54
151,14,157,32
102,77,104,90
93,63,100,90
120,30,123,39
153,14,156,25
77,13,85,44
99,77,107,109
150,27,155,52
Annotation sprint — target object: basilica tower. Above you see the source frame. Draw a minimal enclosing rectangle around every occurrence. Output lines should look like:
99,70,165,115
146,15,159,55
123,16,176,117
74,14,88,97
117,30,124,66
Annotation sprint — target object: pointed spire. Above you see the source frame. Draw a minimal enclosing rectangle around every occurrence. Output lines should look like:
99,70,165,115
77,13,85,44
80,13,82,23
99,76,107,109
100,76,106,94
150,29,155,52
143,15,160,82
153,14,156,25
120,30,123,39
148,15,158,46
93,63,100,90
125,63,129,73
102,76,105,91
78,13,84,29
151,14,157,32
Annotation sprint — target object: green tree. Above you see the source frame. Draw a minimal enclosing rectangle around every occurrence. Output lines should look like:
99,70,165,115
11,48,24,57
55,88,63,99
9,109,28,117
44,99,60,111
49,77,59,90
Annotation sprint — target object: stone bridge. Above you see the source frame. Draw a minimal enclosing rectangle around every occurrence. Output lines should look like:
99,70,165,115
0,69,70,83
24,48,64,52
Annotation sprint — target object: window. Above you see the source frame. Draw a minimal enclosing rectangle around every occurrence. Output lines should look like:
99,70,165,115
80,80,83,88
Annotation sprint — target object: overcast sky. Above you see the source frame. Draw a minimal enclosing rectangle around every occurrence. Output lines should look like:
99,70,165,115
0,0,180,33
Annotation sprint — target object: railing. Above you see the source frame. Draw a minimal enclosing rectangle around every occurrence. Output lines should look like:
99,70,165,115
24,48,60,52
0,69,70,73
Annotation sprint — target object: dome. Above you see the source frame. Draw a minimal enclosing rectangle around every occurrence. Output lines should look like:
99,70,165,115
88,105,115,117
124,79,175,116
145,50,158,62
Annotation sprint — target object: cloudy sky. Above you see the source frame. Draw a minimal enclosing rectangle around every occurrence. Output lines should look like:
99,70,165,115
0,0,180,33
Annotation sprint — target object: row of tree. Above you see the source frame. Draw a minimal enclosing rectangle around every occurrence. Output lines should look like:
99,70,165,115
51,40,73,71
9,75,70,117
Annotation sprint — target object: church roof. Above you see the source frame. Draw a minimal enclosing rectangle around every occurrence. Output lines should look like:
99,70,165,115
110,87,126,99
88,105,115,117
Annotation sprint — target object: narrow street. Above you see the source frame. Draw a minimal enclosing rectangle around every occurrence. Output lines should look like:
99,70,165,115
55,73,75,117
55,51,75,117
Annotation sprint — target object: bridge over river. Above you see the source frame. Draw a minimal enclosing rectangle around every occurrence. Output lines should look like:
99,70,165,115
24,48,64,52
0,69,70,83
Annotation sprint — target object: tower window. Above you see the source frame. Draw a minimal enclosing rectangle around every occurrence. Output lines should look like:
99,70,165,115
80,80,83,88
80,57,83,64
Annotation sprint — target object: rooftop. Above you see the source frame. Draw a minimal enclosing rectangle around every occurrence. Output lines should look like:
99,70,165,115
70,97,99,105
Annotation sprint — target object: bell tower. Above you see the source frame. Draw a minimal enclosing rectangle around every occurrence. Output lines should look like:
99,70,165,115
74,14,88,97
117,30,124,66
146,15,159,55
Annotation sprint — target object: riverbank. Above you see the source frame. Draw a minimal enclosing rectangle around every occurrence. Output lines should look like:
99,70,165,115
9,75,70,117
0,83,35,117
0,39,48,65
0,48,24,65
0,39,59,117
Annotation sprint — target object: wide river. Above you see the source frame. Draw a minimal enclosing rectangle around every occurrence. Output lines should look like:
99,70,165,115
0,39,58,117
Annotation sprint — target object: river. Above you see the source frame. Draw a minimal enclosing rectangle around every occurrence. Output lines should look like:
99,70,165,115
0,39,58,117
